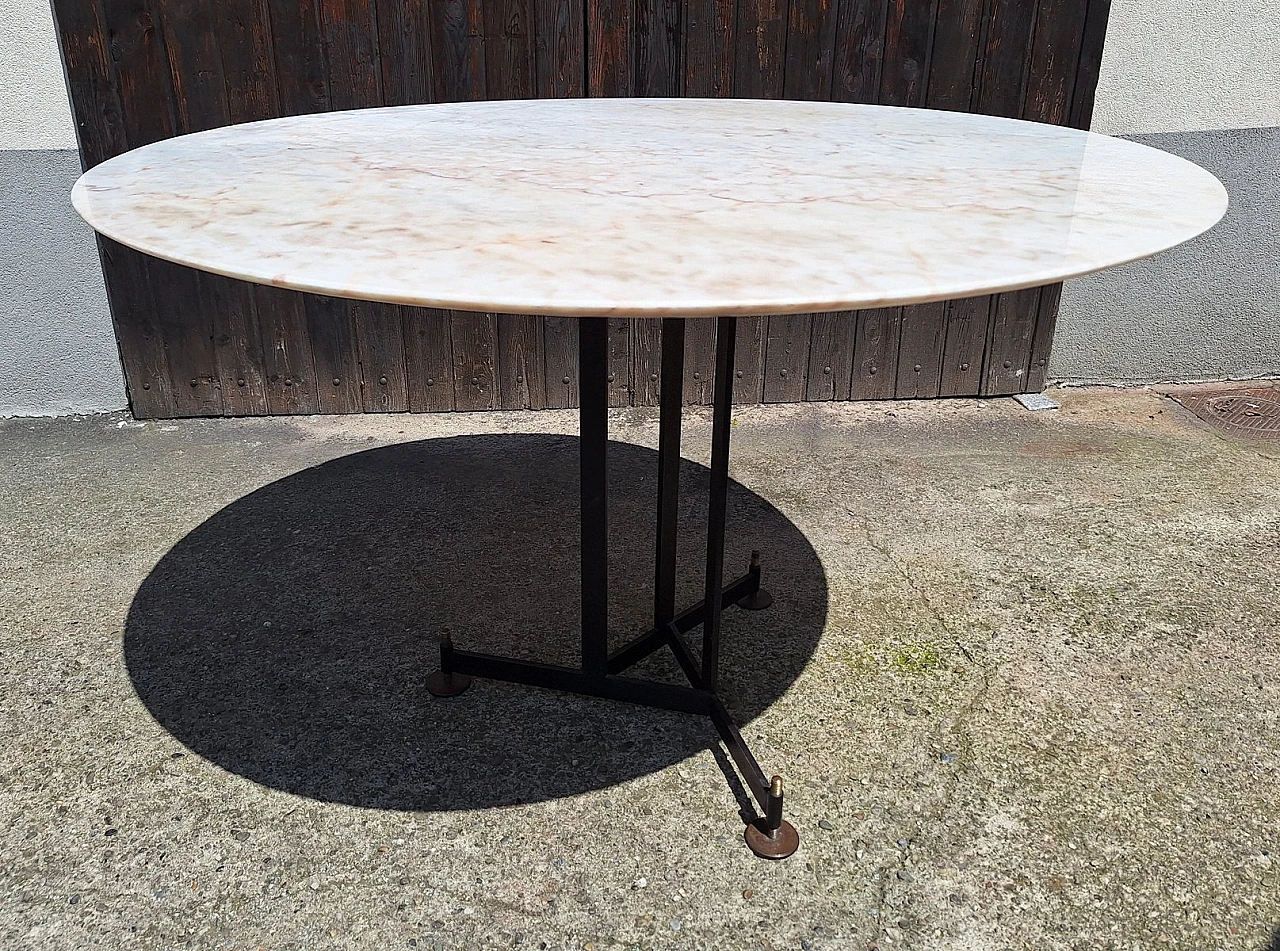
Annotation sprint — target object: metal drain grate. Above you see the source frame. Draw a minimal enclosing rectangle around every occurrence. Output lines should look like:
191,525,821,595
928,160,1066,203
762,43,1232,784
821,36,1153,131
1167,385,1280,438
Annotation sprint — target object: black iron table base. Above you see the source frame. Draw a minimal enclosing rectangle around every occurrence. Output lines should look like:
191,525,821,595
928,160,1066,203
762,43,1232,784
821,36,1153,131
427,315,799,859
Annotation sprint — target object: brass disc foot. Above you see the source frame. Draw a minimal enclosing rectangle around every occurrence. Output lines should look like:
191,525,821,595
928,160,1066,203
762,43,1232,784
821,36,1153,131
426,670,472,697
745,818,799,859
736,588,773,610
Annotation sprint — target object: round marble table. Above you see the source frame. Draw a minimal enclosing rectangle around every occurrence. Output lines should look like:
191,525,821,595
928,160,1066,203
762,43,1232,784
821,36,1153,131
73,99,1226,859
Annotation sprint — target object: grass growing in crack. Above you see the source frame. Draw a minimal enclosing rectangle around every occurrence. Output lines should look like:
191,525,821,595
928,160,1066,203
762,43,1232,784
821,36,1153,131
889,641,945,674
837,636,950,677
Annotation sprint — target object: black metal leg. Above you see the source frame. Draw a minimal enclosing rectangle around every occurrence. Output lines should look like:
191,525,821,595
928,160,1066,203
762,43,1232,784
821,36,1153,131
426,315,794,859
700,317,736,690
579,319,610,677
654,318,686,629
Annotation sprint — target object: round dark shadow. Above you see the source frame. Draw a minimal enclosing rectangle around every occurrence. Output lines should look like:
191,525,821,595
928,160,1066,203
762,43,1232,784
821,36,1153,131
125,434,826,810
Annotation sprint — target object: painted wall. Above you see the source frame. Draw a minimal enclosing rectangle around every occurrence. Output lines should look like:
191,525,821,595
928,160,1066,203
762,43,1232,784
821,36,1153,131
0,0,1276,414
1,0,124,415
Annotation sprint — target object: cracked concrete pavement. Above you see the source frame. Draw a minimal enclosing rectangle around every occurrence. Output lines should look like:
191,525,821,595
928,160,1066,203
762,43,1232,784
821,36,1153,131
2,386,1278,950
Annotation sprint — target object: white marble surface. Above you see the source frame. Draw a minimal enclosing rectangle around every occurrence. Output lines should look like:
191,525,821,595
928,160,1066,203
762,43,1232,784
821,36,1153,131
72,99,1227,316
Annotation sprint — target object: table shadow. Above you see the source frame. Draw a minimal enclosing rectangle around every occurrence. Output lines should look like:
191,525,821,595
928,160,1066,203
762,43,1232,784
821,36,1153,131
124,434,827,811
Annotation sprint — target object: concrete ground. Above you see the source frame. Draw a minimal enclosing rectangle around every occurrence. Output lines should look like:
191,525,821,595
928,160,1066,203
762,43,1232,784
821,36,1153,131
2,386,1278,950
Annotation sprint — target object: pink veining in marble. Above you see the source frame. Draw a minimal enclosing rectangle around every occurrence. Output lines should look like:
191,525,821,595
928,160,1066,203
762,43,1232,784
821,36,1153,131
72,98,1227,317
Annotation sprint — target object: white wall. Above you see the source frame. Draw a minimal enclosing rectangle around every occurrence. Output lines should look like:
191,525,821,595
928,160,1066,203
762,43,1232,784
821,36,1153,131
0,0,77,149
1091,0,1280,135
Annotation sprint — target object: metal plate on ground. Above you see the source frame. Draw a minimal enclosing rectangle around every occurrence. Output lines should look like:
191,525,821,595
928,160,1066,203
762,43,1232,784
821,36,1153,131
1014,392,1061,411
1166,385,1280,439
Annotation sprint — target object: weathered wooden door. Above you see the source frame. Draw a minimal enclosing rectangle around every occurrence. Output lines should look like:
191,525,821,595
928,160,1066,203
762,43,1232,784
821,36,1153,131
53,0,1110,418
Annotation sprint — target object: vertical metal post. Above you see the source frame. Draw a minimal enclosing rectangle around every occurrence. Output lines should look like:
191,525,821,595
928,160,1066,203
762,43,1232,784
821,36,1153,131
654,318,686,628
701,317,737,690
579,319,609,676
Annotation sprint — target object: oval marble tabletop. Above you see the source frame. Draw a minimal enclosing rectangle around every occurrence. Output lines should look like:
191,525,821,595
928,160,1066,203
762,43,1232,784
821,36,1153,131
72,98,1227,317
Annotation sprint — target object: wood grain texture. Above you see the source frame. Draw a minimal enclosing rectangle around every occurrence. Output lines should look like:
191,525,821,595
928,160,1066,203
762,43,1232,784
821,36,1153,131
1068,0,1111,129
981,286,1042,395
732,316,767,405
893,301,946,398
56,0,1112,416
937,294,990,396
786,0,838,100
975,0,1037,117
831,0,890,103
496,313,547,408
534,0,585,97
588,0,633,96
762,315,812,403
850,307,901,399
253,285,319,413
450,310,499,410
879,0,938,107
1022,0,1085,124
435,0,487,101
926,0,984,110
1026,282,1061,392
542,316,579,408
684,0,736,96
683,318,717,405
805,311,855,400
735,0,788,98
404,307,455,411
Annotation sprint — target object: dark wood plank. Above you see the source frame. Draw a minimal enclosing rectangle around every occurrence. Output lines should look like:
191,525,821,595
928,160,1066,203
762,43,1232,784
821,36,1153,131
253,285,320,413
1068,0,1111,129
632,319,663,406
356,301,409,411
146,259,223,415
99,240,173,417
831,0,890,103
607,319,633,407
762,314,811,403
485,0,537,99
49,0,129,167
157,0,275,414
204,273,268,415
219,0,278,122
683,0,736,96
534,0,585,97
266,0,330,114
683,319,717,405
636,0,683,96
209,0,281,414
926,0,984,110
377,0,436,104
974,0,1037,117
981,287,1042,395
879,0,937,106
587,0,632,96
733,316,767,405
735,0,788,98
543,316,579,408
100,0,178,145
155,0,227,134
434,0,486,101
321,0,382,109
496,314,547,409
403,307,455,411
937,293,990,396
893,301,946,398
451,310,499,410
850,306,901,399
785,0,839,100
1021,0,1085,123
805,311,856,400
305,294,364,412
1025,282,1061,392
